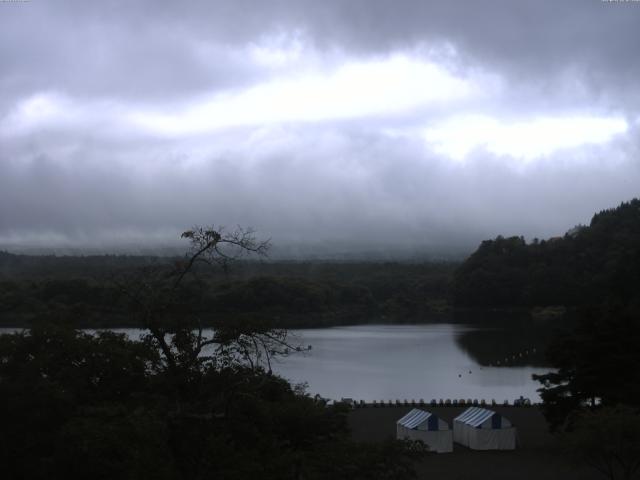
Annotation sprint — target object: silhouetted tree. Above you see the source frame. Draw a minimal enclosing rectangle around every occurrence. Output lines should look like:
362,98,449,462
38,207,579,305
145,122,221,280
0,226,422,480
534,305,640,429
562,406,640,480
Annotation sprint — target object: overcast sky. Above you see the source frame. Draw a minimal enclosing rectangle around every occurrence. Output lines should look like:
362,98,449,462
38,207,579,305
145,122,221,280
1,0,639,256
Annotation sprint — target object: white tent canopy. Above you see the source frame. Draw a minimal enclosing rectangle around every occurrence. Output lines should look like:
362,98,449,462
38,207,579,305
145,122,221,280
396,408,453,453
453,407,516,450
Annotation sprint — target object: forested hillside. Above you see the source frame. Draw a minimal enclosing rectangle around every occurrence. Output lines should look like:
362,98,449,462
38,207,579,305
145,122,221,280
0,255,454,328
453,199,640,307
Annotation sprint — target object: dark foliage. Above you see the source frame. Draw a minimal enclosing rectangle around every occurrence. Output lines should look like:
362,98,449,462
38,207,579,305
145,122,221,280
0,258,455,328
561,406,640,480
453,199,640,308
0,321,422,479
533,304,640,430
0,226,422,479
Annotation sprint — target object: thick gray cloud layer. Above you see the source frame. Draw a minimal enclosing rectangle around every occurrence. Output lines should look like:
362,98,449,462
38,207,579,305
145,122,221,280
1,1,639,256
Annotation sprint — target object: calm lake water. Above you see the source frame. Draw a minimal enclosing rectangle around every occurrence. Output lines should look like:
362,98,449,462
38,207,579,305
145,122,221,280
273,324,549,403
0,322,552,402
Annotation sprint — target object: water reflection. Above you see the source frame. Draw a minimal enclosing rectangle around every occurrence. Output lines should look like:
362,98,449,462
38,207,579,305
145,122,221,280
452,311,554,367
274,323,550,402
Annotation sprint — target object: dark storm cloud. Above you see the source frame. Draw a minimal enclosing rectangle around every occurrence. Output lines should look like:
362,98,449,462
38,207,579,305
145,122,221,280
1,0,640,255
2,121,639,253
0,2,263,106
3,1,639,103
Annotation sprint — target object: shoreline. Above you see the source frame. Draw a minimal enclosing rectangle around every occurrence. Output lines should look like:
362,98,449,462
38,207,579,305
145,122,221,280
0,305,562,330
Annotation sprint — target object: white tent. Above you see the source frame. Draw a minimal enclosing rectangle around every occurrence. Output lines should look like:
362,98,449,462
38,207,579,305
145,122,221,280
396,408,453,453
453,407,516,450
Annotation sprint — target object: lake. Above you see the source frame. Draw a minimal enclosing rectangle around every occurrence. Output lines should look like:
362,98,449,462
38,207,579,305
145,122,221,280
0,322,552,403
273,324,550,403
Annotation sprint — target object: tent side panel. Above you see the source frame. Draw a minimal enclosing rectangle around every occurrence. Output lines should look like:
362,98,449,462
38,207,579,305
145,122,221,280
453,421,465,445
469,428,516,450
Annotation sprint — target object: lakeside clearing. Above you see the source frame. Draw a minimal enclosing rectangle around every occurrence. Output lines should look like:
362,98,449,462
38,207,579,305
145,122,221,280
348,406,600,480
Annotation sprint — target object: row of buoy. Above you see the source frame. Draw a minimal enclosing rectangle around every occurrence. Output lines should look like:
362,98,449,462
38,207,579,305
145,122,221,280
489,347,537,367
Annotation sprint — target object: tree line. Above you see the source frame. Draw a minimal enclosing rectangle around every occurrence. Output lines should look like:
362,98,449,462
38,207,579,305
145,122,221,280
0,255,455,328
0,226,424,480
453,199,640,309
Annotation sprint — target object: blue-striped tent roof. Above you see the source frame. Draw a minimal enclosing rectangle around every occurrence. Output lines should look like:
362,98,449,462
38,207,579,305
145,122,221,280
454,407,509,428
397,409,442,431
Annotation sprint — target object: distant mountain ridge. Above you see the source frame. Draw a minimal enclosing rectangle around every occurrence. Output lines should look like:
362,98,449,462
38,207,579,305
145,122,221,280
453,198,640,308
0,251,172,279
